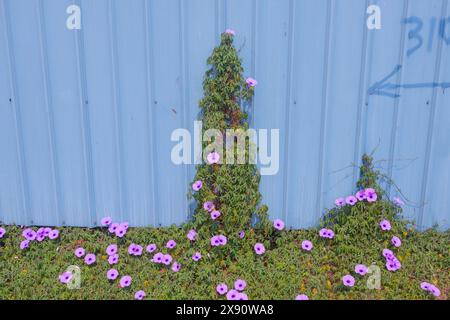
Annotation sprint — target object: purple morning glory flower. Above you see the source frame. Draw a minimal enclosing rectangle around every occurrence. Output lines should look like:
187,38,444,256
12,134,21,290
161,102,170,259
254,243,265,255
192,252,202,261
319,228,334,239
74,247,85,258
152,252,164,263
335,197,345,206
166,240,176,249
36,234,46,242
128,244,143,256
365,188,377,202
84,253,96,265
420,282,431,291
120,222,129,230
0,227,6,238
171,262,181,272
207,151,220,164
238,230,245,239
393,197,405,206
135,290,146,300
273,219,285,231
187,229,197,241
43,227,51,236
234,279,247,291
108,223,119,234
106,244,118,256
203,201,215,212
301,240,313,251
237,293,249,300
391,236,402,247
218,235,227,245
59,272,72,284
107,268,119,280
355,264,368,276
246,77,258,87
380,219,391,231
162,254,173,265
342,275,355,287
20,239,30,250
119,275,132,288
216,283,228,295
48,229,59,240
115,226,126,238
386,259,401,272
295,294,309,300
192,180,203,191
108,254,119,265
211,236,220,247
146,243,157,253
226,289,239,300
382,248,394,259
225,28,236,36
22,228,36,241
355,190,367,201
100,216,112,226
428,284,441,297
345,195,358,206
211,210,221,220
325,229,335,239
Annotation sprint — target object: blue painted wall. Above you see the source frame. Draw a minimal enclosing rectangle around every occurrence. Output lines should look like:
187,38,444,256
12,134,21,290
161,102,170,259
0,0,449,229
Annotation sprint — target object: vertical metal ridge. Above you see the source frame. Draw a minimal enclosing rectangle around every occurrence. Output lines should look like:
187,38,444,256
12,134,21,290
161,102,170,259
143,0,158,226
223,0,227,29
214,0,219,44
281,0,295,225
108,0,125,222
2,0,31,225
36,0,62,226
314,0,333,222
178,0,189,222
387,0,410,195
352,0,371,187
417,0,448,229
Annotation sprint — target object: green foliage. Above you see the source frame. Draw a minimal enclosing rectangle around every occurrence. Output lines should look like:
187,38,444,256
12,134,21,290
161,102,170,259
189,32,270,249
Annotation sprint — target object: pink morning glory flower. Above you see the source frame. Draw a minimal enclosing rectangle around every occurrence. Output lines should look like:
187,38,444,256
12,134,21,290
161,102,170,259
192,252,202,261
84,253,96,265
211,236,220,247
355,264,368,276
59,271,72,284
319,228,334,239
301,240,313,251
187,229,197,241
273,219,285,231
152,252,164,263
146,243,157,253
22,228,36,241
0,227,6,238
166,240,176,249
365,188,377,202
246,77,258,87
295,294,309,300
115,226,126,238
108,223,119,234
100,216,112,226
207,151,220,164
391,236,402,247
218,235,227,245
226,289,239,300
171,262,181,272
48,229,59,240
380,219,391,231
345,195,358,206
162,254,173,266
210,210,221,220
428,284,441,297
128,244,143,256
74,247,85,258
382,248,394,259
107,268,119,280
237,293,249,300
234,279,246,291
108,254,119,265
119,275,132,288
342,275,355,287
216,283,228,295
135,290,146,300
254,243,265,255
203,201,214,212
238,230,245,239
355,190,367,201
225,28,235,36
106,244,118,256
192,180,203,191
20,239,30,250
335,197,345,206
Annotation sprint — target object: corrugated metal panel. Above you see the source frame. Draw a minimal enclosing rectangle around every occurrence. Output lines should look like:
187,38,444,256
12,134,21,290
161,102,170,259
0,0,448,229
